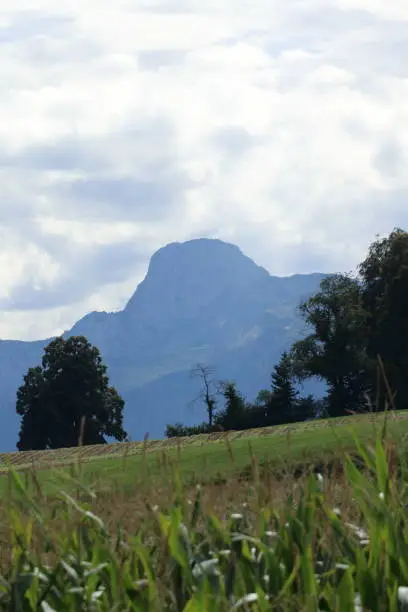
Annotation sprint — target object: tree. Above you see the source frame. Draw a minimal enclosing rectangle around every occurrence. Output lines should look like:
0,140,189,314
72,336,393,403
253,389,272,427
190,364,219,428
16,336,127,450
358,228,408,409
267,352,299,425
216,381,247,430
293,394,320,422
291,274,370,417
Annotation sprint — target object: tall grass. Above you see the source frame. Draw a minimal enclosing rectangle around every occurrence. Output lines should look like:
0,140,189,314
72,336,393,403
0,415,408,611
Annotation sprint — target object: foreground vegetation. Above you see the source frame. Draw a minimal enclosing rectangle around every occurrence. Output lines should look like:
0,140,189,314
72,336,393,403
1,412,408,610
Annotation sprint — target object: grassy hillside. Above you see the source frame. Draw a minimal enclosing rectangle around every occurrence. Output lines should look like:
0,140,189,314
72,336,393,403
1,411,408,496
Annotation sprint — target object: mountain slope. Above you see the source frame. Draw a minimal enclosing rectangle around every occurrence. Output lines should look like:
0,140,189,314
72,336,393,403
0,239,327,451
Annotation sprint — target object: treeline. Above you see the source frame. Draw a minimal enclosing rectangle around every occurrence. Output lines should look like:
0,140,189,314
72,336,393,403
166,228,408,437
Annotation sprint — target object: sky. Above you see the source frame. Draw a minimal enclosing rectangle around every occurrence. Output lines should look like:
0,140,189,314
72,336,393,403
0,0,407,341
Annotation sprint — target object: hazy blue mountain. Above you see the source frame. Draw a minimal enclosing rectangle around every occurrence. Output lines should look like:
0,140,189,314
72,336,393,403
0,238,327,451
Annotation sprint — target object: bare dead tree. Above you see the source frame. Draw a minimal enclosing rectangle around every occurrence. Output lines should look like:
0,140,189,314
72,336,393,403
190,363,219,428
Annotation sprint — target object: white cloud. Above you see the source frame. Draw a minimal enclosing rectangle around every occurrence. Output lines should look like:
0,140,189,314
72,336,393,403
0,0,407,339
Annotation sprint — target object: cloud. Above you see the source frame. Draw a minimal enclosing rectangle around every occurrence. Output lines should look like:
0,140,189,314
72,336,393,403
1,241,143,310
0,0,407,339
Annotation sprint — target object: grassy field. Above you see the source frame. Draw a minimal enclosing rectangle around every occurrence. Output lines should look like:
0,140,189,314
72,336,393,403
1,411,408,609
1,411,408,495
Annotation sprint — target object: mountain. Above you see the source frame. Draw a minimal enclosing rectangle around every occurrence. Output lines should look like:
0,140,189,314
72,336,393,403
0,238,327,451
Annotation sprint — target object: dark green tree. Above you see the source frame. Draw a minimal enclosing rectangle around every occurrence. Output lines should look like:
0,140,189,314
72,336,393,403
358,228,408,409
216,381,247,430
16,336,127,450
267,351,299,425
293,394,321,422
291,274,370,417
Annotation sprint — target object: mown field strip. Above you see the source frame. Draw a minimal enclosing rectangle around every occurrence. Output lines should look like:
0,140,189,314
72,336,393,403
1,410,407,473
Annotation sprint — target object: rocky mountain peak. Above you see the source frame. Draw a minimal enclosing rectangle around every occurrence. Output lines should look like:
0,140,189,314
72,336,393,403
124,238,269,320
